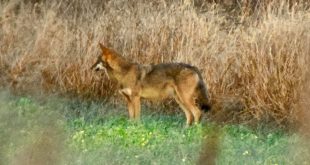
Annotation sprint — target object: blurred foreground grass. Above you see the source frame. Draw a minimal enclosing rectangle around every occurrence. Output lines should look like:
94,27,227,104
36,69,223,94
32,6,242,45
0,92,309,165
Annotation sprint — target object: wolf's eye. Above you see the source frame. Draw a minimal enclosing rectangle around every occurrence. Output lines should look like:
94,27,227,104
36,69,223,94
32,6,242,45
102,61,108,67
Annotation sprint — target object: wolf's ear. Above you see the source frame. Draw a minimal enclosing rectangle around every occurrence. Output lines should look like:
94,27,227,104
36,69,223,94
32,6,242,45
98,43,110,55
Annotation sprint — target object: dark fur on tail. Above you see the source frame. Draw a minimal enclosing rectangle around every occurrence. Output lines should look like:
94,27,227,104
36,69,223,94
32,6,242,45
195,69,211,112
197,81,211,112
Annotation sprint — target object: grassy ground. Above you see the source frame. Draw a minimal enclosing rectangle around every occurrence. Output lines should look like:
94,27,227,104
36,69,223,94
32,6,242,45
0,92,309,165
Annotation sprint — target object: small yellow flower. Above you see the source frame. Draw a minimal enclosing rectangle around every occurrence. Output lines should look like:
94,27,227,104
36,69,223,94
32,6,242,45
242,150,249,155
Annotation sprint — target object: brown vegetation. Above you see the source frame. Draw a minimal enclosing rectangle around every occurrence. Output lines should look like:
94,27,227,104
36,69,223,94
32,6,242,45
1,0,309,127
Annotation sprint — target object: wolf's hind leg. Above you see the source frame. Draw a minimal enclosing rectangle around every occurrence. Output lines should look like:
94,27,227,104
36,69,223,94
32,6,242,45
183,98,202,124
173,92,194,125
174,72,202,125
175,93,202,125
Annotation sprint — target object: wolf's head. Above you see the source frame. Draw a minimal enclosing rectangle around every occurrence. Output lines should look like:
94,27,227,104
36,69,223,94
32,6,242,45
91,43,113,72
91,43,131,81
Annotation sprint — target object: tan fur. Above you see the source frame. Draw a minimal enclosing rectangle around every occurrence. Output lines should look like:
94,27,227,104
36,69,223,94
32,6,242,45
91,43,210,125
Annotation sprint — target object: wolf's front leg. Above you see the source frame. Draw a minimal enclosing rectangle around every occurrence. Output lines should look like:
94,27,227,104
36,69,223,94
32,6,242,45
126,100,135,119
119,88,135,119
132,96,141,120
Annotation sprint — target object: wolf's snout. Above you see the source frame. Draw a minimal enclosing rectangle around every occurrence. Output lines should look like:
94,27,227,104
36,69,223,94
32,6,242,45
91,62,105,72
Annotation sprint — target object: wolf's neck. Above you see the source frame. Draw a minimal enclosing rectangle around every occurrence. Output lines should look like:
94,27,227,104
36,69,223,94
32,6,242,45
107,57,134,83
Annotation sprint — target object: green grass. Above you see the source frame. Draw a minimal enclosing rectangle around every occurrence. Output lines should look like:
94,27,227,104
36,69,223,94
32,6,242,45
0,93,309,165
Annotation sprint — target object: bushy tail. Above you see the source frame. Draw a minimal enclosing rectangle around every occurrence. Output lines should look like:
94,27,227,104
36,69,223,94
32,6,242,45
183,64,211,112
196,74,211,112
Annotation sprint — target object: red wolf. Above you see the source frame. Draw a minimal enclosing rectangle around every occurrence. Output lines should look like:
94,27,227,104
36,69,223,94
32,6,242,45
91,43,210,125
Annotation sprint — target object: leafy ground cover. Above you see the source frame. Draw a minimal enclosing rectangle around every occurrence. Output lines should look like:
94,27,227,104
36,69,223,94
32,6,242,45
0,93,309,165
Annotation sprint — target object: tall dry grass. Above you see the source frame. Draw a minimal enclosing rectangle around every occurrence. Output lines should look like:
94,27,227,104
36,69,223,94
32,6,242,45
1,0,309,127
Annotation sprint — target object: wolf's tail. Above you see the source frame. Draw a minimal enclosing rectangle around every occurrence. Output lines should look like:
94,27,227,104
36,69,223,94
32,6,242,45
196,73,211,112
